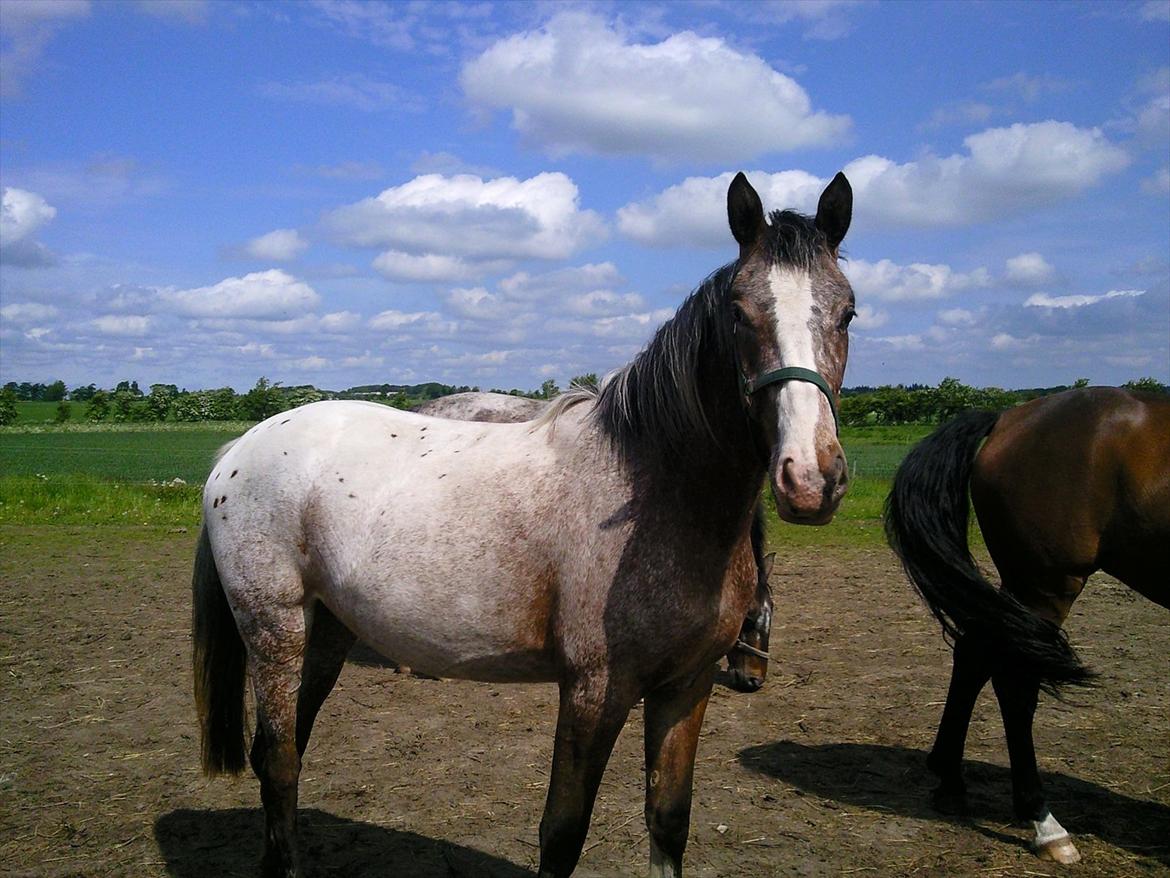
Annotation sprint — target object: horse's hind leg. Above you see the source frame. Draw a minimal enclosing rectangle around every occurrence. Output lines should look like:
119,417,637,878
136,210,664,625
926,635,992,814
238,593,308,878
295,602,355,757
538,675,635,878
643,666,715,878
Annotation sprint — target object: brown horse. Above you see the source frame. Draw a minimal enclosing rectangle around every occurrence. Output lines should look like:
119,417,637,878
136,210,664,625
192,171,855,878
885,386,1170,864
421,390,778,693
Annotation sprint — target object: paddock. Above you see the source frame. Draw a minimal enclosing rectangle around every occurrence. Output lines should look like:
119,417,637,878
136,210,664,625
0,526,1165,877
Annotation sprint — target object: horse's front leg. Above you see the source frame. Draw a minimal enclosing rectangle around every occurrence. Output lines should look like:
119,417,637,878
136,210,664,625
927,634,992,814
642,665,715,878
991,672,1081,864
538,674,635,878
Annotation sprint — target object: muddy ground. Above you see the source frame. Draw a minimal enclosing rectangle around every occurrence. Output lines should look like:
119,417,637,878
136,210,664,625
0,526,1166,877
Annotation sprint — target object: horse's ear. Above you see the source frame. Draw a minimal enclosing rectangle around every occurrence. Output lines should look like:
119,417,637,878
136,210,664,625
762,552,776,580
815,171,852,253
728,172,765,250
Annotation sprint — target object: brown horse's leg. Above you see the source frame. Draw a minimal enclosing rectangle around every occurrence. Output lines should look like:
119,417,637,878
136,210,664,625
926,635,992,814
538,676,634,878
244,603,308,878
295,602,355,758
643,666,715,878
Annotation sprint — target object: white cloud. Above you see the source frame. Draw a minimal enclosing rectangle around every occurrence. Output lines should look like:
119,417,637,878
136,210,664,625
990,332,1039,350
846,259,990,302
871,334,926,351
938,308,978,326
851,304,888,330
244,229,308,261
844,121,1130,226
0,0,90,98
0,186,57,266
1,301,59,322
1004,252,1055,285
372,250,481,283
617,170,824,248
163,269,320,318
1024,289,1145,309
617,122,1129,247
499,263,624,300
92,314,153,336
324,172,605,266
461,12,850,163
563,290,647,318
368,309,455,335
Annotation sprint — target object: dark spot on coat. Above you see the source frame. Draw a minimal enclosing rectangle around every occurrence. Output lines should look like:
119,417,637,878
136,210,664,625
230,470,238,478
213,498,219,508
391,433,397,438
281,419,291,425
348,493,356,498
420,426,427,431
220,495,228,504
338,477,344,483
438,473,446,479
282,451,288,456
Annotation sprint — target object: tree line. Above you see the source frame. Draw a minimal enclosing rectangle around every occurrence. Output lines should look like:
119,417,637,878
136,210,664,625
0,374,1163,427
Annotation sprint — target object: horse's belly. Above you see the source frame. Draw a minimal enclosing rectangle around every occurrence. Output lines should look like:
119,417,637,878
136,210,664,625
322,566,559,684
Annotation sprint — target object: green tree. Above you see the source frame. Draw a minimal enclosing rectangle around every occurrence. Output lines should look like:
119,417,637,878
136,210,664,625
55,400,72,423
1123,376,1167,394
45,379,67,402
0,389,17,425
569,373,598,389
86,391,110,421
70,384,97,401
239,377,283,421
1072,377,1090,388
539,378,560,400
147,384,178,421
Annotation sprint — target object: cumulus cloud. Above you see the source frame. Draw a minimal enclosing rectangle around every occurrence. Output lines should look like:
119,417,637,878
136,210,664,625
845,259,991,302
1024,289,1145,309
372,251,482,283
0,186,57,267
92,314,153,336
0,301,59,322
324,173,605,274
851,304,888,330
1142,166,1170,194
461,12,850,163
244,229,308,261
162,269,320,318
618,170,824,248
616,121,1130,246
1004,252,1055,285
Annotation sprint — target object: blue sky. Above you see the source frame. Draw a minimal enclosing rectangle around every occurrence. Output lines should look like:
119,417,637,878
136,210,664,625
1,0,1167,393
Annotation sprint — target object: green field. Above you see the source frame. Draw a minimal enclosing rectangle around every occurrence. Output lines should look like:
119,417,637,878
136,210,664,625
0,423,927,541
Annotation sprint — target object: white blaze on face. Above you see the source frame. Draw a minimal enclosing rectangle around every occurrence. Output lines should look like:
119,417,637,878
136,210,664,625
768,265,827,476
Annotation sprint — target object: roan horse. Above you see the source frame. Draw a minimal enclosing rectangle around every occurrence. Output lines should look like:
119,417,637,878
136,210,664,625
417,390,778,693
192,171,855,878
885,387,1170,864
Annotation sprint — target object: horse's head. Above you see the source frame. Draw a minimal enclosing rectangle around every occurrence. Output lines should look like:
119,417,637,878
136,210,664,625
727,551,775,692
726,172,853,524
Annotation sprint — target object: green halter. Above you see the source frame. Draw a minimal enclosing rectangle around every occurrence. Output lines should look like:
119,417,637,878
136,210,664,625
741,366,840,433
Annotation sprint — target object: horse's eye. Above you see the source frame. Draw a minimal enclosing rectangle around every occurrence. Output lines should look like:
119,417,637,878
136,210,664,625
838,307,856,331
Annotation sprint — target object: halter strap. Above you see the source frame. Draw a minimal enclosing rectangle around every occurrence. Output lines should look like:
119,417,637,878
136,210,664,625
741,366,840,433
731,638,771,660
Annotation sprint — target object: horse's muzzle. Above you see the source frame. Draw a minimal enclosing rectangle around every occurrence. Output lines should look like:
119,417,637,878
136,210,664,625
772,450,847,525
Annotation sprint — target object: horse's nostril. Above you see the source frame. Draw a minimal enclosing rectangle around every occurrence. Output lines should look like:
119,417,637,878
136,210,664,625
747,677,762,690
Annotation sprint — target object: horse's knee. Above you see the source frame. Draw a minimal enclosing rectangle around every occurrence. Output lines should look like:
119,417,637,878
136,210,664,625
645,799,691,861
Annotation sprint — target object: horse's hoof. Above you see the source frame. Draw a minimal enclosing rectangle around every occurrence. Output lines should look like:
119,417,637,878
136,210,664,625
1035,835,1081,865
930,784,969,816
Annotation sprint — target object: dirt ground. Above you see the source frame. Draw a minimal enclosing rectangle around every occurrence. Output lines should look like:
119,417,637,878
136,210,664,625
0,525,1166,878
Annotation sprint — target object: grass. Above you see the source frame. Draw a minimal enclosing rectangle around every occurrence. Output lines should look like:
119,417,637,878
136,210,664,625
0,421,923,543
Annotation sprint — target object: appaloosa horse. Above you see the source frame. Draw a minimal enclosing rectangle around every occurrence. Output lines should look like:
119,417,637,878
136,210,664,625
420,390,778,693
193,171,855,877
885,387,1170,864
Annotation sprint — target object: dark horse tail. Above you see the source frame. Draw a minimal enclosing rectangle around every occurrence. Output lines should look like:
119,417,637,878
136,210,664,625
192,523,248,775
884,410,1091,693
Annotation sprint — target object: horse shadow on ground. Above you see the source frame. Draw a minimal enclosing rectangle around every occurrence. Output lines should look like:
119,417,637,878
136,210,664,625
155,808,533,878
739,740,1170,866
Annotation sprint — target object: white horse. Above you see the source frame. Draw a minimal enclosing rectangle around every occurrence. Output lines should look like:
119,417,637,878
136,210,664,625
193,171,856,878
414,390,547,422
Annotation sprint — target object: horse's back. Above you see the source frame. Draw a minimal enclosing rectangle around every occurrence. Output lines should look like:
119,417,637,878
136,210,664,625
415,392,547,423
973,388,1170,602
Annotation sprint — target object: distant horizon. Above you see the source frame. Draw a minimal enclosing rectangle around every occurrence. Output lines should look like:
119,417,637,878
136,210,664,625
2,1,1167,391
